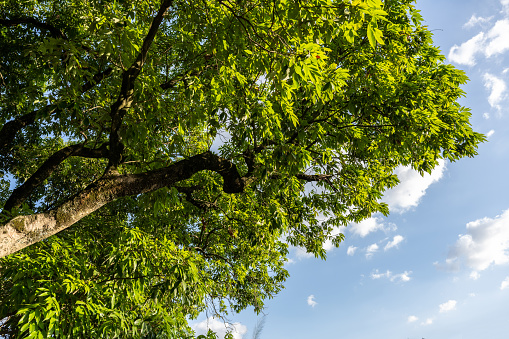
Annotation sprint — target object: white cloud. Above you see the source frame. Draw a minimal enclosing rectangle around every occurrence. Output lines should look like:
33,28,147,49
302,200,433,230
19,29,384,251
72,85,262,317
439,300,457,313
485,19,509,57
469,292,476,297
486,129,495,138
483,112,490,119
285,258,295,265
366,243,379,258
449,15,509,65
349,216,396,237
307,294,318,307
407,315,418,323
463,15,493,28
421,318,433,326
443,209,509,272
322,239,334,252
347,245,358,256
384,235,404,251
294,246,314,259
470,271,481,280
370,269,412,283
501,277,509,290
371,269,391,279
383,159,446,213
394,271,412,282
483,73,507,110
448,32,485,66
192,317,247,339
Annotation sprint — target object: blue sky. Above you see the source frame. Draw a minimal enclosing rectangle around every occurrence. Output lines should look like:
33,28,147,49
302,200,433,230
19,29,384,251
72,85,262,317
191,0,509,338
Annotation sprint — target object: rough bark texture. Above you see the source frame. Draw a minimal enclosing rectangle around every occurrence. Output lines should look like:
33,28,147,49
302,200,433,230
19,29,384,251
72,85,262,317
0,151,243,258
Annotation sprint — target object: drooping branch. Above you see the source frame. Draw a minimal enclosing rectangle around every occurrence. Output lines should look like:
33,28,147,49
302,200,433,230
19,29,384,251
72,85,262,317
0,150,242,258
107,0,173,170
3,143,109,212
0,17,67,39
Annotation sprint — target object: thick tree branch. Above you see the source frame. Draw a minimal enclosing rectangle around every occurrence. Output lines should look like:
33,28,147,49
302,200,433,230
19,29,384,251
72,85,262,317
0,17,67,39
107,0,173,170
0,151,243,258
3,143,109,212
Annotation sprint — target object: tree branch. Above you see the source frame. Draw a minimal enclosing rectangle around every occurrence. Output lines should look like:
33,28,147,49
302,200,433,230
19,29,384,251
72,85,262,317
0,108,51,154
3,143,109,212
0,17,67,39
0,151,243,258
107,0,173,171
81,67,113,93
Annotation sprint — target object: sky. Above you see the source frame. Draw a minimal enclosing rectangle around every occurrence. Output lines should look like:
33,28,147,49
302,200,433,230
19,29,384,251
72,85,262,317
191,0,509,338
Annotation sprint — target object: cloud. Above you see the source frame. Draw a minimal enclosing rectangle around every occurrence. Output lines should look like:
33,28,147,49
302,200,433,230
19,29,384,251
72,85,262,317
370,269,412,283
383,159,446,213
294,246,314,259
483,112,490,119
349,216,396,237
484,19,509,57
307,295,318,307
463,15,493,28
365,243,379,258
501,277,509,290
347,245,357,256
384,235,404,251
371,269,391,279
483,73,507,110
192,317,247,339
439,300,457,313
322,239,335,252
470,271,481,280
421,318,433,326
407,315,418,323
449,14,509,66
442,209,509,272
486,129,495,138
448,32,485,66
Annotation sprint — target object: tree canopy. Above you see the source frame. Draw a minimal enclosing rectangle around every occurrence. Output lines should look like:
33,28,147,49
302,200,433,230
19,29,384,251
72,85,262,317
0,0,483,337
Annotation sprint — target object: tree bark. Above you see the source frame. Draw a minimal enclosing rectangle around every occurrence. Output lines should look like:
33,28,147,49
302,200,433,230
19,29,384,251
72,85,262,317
0,151,243,258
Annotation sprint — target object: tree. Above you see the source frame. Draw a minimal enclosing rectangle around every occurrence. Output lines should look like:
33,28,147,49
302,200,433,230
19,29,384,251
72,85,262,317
0,0,483,337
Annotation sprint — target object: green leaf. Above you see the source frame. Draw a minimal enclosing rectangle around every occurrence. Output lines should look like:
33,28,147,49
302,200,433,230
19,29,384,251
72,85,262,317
367,23,376,49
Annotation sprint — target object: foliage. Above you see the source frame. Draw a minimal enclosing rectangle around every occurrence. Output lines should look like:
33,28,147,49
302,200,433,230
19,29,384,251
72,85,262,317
0,0,483,337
